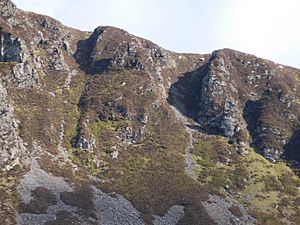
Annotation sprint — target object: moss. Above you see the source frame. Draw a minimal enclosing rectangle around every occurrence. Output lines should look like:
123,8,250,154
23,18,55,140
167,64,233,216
100,120,132,131
234,149,300,223
34,48,47,58
250,210,284,225
261,175,282,192
72,102,213,223
191,136,241,193
67,148,105,177
65,109,80,146
278,173,299,195
190,134,300,224
0,61,17,66
90,120,102,138
0,169,22,225
193,140,216,168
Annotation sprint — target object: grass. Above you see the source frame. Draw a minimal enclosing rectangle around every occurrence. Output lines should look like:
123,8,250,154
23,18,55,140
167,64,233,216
191,135,243,192
0,61,17,65
189,132,300,224
0,168,22,225
34,48,47,58
240,152,300,221
67,148,105,176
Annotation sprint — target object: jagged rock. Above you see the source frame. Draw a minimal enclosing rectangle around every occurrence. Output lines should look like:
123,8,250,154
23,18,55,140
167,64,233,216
0,30,39,87
47,46,67,70
118,126,136,145
111,150,119,160
195,49,300,159
197,51,248,153
0,30,22,62
0,0,16,18
0,81,26,170
139,113,148,125
12,62,38,87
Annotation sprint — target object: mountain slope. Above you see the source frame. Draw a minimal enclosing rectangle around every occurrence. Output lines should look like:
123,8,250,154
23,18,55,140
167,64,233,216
1,1,300,224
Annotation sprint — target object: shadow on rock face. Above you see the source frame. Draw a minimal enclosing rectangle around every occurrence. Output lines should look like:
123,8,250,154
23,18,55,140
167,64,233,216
167,65,205,122
243,99,264,152
167,63,227,137
283,129,300,175
185,124,222,136
74,27,110,75
0,28,22,63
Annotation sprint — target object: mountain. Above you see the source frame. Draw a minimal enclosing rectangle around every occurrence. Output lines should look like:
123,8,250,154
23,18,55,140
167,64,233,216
1,1,300,224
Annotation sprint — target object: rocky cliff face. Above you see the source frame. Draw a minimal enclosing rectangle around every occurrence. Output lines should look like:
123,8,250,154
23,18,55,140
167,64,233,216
1,1,300,225
196,50,300,161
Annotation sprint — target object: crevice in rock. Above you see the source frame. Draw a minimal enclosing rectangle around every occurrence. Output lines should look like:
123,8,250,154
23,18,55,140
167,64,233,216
243,99,264,153
0,28,22,63
74,27,117,75
74,27,107,74
167,64,207,126
283,129,300,176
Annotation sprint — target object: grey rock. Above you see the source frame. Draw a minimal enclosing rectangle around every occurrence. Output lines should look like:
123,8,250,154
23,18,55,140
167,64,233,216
198,53,246,144
118,126,136,145
47,46,67,70
153,205,185,225
0,81,26,170
76,136,90,150
0,0,16,18
17,160,91,225
0,30,22,63
203,195,256,225
0,30,39,87
139,113,148,125
93,187,145,225
13,62,38,87
17,160,74,205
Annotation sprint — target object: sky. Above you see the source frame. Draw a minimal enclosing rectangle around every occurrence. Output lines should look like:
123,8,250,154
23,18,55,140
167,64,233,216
13,0,300,68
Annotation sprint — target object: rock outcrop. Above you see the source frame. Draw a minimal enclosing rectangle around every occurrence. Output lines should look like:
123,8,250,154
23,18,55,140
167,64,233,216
0,81,26,170
187,49,300,160
0,0,16,18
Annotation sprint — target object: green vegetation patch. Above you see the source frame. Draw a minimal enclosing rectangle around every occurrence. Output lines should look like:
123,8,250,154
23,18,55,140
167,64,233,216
191,134,300,224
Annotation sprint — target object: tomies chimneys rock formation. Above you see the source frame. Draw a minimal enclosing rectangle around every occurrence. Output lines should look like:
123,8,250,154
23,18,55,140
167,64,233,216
1,1,300,224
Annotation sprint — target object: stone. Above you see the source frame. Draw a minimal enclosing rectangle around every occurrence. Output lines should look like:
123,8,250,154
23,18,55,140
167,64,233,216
0,82,27,170
111,150,119,160
13,62,39,87
0,0,17,18
76,136,89,150
0,30,22,63
0,30,39,87
139,113,148,125
153,205,185,225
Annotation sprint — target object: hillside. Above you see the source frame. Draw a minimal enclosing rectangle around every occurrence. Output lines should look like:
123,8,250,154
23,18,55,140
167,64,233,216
1,1,300,224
